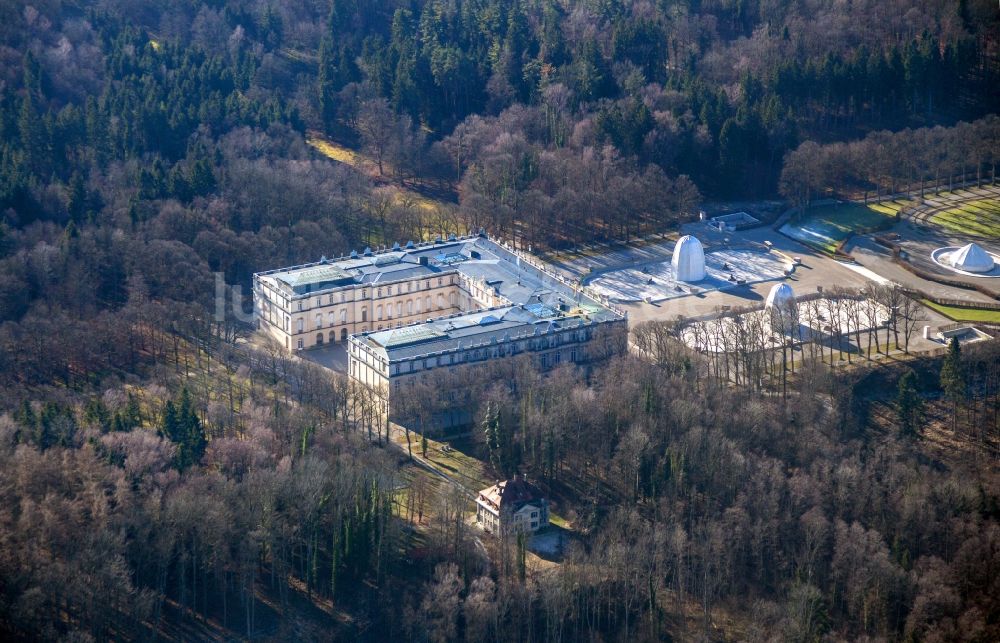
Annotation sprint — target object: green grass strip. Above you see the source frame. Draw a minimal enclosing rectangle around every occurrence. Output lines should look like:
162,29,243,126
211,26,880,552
921,299,1000,323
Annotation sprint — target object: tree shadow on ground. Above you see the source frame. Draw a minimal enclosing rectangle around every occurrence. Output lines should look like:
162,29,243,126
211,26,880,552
725,285,764,301
528,524,573,562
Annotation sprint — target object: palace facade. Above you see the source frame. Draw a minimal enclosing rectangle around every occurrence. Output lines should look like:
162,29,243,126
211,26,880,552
253,233,627,419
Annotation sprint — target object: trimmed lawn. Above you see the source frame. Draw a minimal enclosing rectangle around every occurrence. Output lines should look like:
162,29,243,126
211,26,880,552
781,201,904,253
929,198,1000,238
921,299,1000,323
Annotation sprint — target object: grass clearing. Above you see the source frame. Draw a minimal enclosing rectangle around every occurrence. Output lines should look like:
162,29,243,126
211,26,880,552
781,201,902,253
547,512,572,530
394,427,576,532
921,300,1000,323
306,133,363,168
394,427,493,492
306,131,453,221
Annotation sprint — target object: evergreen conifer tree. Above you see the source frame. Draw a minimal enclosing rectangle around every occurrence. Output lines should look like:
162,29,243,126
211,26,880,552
940,337,966,431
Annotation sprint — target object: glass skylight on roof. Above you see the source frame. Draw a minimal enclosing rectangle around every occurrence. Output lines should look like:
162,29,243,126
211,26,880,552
375,325,447,348
373,253,403,266
524,303,558,318
435,252,467,265
277,265,351,288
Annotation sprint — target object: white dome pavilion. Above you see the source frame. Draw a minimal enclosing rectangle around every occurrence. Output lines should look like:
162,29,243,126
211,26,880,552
949,243,994,273
671,235,706,282
765,283,798,330
765,283,795,309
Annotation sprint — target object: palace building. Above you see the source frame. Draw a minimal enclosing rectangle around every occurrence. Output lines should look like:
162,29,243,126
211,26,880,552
253,233,627,419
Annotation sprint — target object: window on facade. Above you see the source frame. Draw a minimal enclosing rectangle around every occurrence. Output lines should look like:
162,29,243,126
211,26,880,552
340,293,346,303
376,305,383,320
316,333,324,345
377,288,381,298
437,277,442,287
297,301,303,311
296,318,304,333
315,313,322,328
297,338,303,349
361,308,367,322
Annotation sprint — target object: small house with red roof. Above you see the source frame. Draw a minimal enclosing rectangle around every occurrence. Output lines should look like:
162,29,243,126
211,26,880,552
475,474,548,536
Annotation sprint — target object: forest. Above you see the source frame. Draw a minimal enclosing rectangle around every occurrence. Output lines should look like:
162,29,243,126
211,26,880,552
0,0,998,640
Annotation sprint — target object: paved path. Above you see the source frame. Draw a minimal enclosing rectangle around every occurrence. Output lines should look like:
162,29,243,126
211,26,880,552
300,342,349,371
849,236,998,303
616,221,873,324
